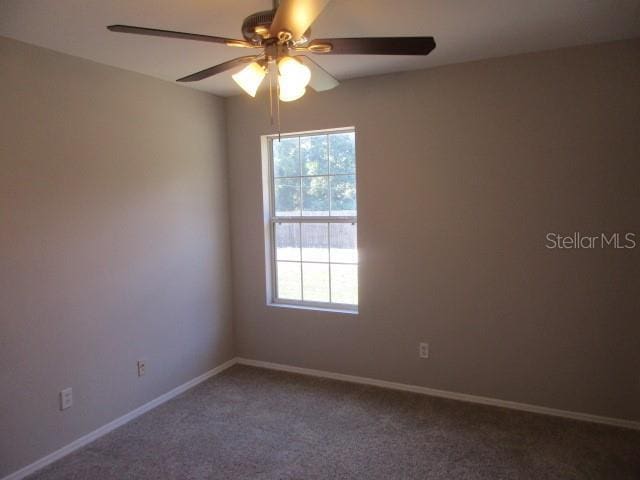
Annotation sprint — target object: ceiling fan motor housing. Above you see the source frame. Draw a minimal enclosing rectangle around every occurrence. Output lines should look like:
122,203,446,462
241,10,277,43
241,9,311,46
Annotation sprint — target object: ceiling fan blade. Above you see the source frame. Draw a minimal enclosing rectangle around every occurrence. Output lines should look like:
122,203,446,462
297,56,339,92
308,37,436,55
107,25,256,48
270,0,331,41
177,56,259,82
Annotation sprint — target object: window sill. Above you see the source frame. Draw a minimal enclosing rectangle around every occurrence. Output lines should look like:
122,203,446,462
267,302,358,315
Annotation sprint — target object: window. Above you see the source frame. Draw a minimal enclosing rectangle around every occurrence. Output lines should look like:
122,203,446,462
263,128,358,311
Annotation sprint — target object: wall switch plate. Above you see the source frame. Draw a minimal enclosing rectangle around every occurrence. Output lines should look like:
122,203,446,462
419,342,429,359
137,360,146,377
60,388,73,410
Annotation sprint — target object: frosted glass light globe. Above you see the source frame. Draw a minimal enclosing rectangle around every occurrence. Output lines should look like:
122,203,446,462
232,62,266,97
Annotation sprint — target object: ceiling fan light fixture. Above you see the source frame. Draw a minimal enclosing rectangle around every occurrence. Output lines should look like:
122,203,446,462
277,56,311,102
278,56,311,88
232,61,266,97
278,76,306,102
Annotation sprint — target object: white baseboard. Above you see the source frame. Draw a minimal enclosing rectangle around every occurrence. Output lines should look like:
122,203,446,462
236,358,640,431
2,358,238,480
6,355,638,480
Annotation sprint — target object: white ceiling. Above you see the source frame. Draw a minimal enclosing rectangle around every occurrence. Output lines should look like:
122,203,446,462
2,0,639,97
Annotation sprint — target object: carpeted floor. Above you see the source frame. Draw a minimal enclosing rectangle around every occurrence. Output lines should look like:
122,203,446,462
27,365,640,480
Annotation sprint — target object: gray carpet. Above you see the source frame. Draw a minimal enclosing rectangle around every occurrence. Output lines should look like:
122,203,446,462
27,365,640,480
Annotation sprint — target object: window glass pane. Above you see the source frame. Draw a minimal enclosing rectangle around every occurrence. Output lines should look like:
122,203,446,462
301,135,328,176
277,261,301,300
329,132,355,174
302,176,329,216
330,223,357,263
269,130,357,309
301,223,329,262
275,178,300,216
330,175,356,216
275,223,300,261
331,264,358,305
273,137,299,177
302,263,330,302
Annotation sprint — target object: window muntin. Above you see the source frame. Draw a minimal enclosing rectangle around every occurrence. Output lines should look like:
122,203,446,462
267,129,357,310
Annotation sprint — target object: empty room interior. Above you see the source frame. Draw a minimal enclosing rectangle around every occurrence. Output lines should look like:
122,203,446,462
1,1,639,479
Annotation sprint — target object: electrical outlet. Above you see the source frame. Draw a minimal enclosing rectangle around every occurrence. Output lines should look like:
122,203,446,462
137,360,146,377
419,342,429,359
60,388,73,410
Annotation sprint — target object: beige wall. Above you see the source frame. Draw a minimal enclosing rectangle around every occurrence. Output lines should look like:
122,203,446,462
226,39,640,422
0,37,233,476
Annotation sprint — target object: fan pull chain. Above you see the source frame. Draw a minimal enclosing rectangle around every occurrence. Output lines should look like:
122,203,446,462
276,71,281,141
268,62,274,126
277,103,281,141
267,60,281,140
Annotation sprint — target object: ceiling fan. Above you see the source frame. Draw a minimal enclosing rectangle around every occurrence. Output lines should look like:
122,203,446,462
107,0,436,103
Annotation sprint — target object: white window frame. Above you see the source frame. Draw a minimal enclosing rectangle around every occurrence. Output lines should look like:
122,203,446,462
261,127,358,313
